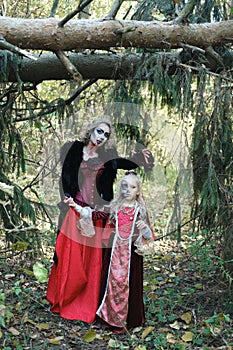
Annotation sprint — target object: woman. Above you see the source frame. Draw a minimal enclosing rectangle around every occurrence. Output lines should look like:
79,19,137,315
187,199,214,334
46,116,154,323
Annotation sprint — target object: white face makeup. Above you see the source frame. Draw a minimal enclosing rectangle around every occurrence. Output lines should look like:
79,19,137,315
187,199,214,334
121,175,139,204
90,123,111,147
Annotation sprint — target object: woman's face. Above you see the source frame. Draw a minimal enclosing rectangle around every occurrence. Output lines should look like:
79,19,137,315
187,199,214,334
120,175,139,203
90,123,111,147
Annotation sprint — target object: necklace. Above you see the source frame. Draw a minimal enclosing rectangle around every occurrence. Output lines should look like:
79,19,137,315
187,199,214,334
120,206,136,221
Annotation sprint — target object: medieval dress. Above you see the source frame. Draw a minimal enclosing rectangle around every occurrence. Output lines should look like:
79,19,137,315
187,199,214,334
97,205,149,329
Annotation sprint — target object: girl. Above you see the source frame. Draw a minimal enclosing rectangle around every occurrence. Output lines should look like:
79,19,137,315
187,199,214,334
97,171,153,333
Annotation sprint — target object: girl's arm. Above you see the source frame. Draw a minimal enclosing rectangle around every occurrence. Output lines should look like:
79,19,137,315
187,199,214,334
136,219,152,239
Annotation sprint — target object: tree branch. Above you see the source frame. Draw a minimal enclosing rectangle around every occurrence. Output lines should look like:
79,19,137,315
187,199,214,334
65,78,98,104
179,63,233,82
0,37,37,60
174,0,197,24
105,0,125,19
54,50,83,82
58,0,94,27
1,17,233,51
5,50,232,84
50,0,59,17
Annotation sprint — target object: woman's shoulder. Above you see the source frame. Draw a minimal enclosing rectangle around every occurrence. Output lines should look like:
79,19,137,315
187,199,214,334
60,140,84,164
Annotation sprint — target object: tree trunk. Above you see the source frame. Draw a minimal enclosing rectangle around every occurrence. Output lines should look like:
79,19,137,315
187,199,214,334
0,17,233,51
5,52,179,83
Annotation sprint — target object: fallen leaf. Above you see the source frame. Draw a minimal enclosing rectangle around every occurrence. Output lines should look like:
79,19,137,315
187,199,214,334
30,332,40,339
49,336,64,345
33,262,48,283
8,327,20,336
142,326,155,339
180,312,192,324
108,338,120,348
169,321,180,330
181,331,193,342
12,241,29,252
83,329,96,342
166,333,176,344
36,323,50,331
210,325,222,336
5,274,15,279
135,346,147,350
0,304,6,316
27,318,36,325
22,268,34,276
132,326,142,333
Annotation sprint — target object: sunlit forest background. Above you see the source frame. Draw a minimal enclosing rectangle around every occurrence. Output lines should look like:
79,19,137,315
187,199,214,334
0,0,233,348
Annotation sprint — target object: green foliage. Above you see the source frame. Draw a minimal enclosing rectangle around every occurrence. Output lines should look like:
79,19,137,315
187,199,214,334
191,82,233,266
0,52,23,83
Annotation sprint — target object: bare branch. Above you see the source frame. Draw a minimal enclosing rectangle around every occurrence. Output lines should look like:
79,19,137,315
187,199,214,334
0,37,37,60
205,46,225,68
58,0,94,27
174,0,197,24
179,63,233,82
180,43,205,54
55,50,83,83
65,78,98,104
105,0,125,20
50,0,60,17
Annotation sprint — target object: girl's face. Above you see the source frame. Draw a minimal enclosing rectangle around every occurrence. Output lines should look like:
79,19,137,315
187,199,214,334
90,123,111,147
121,175,139,203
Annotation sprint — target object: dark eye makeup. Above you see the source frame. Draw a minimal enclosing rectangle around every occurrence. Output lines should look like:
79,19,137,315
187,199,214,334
96,128,111,139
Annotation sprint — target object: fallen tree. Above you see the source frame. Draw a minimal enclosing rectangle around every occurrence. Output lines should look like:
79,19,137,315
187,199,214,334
0,17,233,50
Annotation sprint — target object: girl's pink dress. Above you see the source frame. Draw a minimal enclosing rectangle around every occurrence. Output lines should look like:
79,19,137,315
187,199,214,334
97,207,145,328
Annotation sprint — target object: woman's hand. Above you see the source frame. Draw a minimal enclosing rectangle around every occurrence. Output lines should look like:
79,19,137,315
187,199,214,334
142,149,153,165
64,196,91,218
64,196,76,207
132,148,154,171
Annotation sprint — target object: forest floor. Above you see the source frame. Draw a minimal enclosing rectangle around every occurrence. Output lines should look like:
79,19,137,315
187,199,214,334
0,235,233,350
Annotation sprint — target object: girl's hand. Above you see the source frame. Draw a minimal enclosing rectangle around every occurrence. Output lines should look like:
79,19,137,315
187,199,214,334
136,220,152,239
136,220,147,231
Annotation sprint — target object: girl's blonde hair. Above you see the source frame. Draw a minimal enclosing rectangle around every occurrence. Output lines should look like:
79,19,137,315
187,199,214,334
110,172,147,220
81,116,115,149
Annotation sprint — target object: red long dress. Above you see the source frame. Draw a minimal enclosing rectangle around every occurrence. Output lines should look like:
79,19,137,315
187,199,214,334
46,160,107,323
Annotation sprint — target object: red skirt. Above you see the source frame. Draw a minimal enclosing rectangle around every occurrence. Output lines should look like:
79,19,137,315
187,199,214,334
46,208,103,323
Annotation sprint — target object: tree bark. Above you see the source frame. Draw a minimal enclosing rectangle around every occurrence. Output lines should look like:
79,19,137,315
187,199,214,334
0,17,233,51
4,52,180,83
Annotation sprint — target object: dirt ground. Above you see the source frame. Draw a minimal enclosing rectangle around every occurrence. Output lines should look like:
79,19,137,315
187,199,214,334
1,237,233,349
